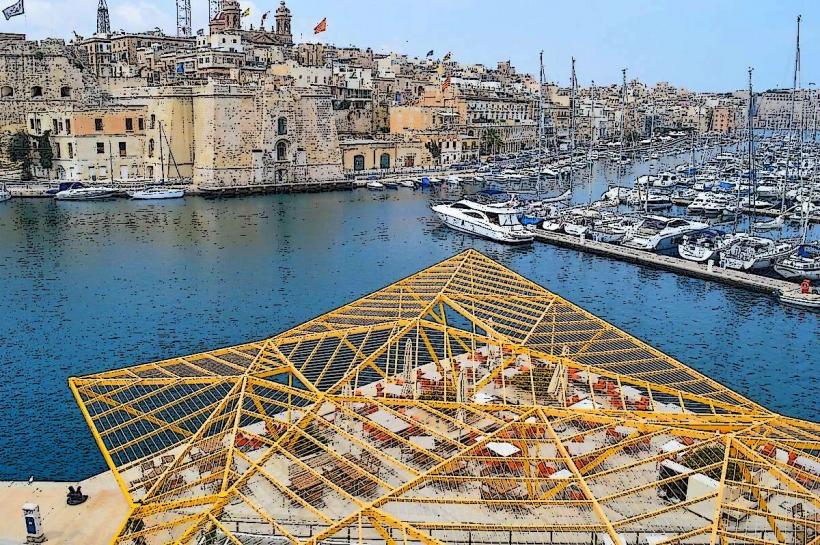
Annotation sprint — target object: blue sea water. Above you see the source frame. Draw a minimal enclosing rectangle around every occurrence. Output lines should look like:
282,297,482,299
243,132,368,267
0,175,817,481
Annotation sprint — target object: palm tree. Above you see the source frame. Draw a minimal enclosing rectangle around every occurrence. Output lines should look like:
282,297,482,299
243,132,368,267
481,129,503,157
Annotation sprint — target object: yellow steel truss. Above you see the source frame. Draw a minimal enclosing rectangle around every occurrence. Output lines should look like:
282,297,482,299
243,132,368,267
69,250,820,545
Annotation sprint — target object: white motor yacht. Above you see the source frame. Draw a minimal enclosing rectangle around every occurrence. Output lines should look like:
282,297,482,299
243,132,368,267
128,187,185,200
431,200,534,244
366,181,385,191
622,215,709,252
719,234,795,271
626,190,673,210
54,183,117,201
774,244,820,280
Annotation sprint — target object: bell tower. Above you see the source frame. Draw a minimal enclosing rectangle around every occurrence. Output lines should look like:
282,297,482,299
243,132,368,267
274,1,293,45
96,0,111,34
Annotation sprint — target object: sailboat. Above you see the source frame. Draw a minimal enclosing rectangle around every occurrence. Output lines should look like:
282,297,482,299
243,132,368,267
775,244,820,280
128,121,185,200
720,68,797,271
535,51,571,203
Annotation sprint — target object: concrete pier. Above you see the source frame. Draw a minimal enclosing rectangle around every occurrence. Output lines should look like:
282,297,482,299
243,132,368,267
531,228,812,302
0,473,126,545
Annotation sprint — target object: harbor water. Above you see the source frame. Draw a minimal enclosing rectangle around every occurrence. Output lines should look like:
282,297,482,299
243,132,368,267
0,169,818,481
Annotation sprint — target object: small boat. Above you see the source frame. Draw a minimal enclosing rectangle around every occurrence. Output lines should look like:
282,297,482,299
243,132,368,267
54,183,117,201
752,216,785,231
774,245,820,280
446,175,461,186
677,230,728,263
431,199,534,244
589,215,641,244
626,190,673,210
383,181,399,190
0,183,10,202
397,179,415,188
778,282,820,310
719,234,795,271
366,181,385,191
128,187,185,200
622,215,709,252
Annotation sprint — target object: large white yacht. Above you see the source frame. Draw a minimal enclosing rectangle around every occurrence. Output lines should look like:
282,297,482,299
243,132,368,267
54,183,117,201
128,187,185,200
431,200,534,244
622,215,709,252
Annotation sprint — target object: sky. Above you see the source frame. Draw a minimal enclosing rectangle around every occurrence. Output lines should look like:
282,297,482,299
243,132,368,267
2,0,819,92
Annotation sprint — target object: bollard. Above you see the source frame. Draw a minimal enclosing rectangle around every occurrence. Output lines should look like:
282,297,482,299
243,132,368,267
22,503,46,543
707,259,714,273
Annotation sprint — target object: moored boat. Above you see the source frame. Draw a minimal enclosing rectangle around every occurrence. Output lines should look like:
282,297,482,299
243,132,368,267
128,187,185,200
431,199,534,244
54,183,117,201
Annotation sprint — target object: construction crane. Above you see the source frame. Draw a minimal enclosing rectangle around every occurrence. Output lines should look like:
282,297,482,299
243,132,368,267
176,0,192,36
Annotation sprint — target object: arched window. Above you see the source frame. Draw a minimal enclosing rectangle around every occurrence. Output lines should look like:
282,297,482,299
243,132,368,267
0,85,12,98
276,140,288,161
353,154,365,171
31,86,43,98
379,153,390,169
148,138,155,157
60,86,71,98
277,117,287,135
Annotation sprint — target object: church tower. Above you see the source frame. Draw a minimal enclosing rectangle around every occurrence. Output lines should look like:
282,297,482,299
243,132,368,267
274,1,293,45
96,0,111,35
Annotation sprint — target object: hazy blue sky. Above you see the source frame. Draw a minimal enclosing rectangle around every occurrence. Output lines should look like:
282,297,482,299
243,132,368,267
3,0,817,91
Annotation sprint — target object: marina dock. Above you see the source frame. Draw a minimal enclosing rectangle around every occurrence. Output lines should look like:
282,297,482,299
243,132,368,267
532,228,802,297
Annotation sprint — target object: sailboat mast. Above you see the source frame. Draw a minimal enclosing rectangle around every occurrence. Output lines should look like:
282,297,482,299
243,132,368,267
748,67,756,233
569,57,577,193
158,121,165,181
538,50,545,194
587,81,596,204
785,14,801,212
619,68,627,177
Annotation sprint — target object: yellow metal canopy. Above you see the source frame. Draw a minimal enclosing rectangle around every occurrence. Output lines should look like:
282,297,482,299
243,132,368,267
70,249,820,545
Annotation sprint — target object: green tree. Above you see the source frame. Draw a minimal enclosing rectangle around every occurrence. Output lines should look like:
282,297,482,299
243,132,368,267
8,131,32,181
425,140,442,164
37,130,54,171
482,129,503,156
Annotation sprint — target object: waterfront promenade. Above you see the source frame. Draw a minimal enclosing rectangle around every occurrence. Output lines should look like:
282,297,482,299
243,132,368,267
0,473,126,545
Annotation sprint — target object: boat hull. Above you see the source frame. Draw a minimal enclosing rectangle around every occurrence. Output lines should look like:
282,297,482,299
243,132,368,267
129,189,185,200
433,210,534,244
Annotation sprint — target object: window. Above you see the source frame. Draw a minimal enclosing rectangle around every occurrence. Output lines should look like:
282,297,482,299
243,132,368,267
353,154,365,171
118,142,126,156
138,118,144,131
65,119,71,134
148,138,155,157
94,118,103,131
125,118,133,131
55,144,61,159
96,142,105,154
0,85,12,98
60,86,71,98
379,153,390,169
29,118,34,130
67,143,74,158
31,86,43,98
149,114,155,129
277,117,287,135
276,141,287,161
52,119,59,134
